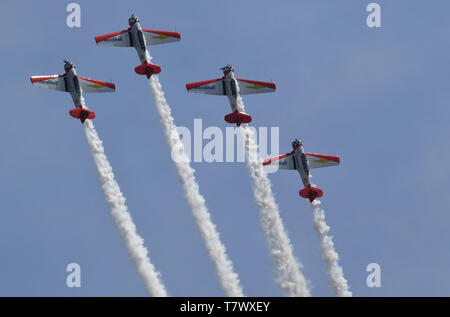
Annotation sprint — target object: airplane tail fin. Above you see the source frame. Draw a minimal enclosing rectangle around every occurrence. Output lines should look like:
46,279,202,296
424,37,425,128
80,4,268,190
224,110,252,127
135,62,162,79
69,107,96,124
299,185,323,202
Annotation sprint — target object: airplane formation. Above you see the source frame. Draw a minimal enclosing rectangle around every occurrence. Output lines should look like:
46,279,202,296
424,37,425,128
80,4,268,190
30,14,339,203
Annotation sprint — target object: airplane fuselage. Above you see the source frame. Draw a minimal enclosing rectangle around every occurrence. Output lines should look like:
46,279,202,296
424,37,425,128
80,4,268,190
129,21,149,64
292,144,311,188
262,139,338,202
186,65,273,126
31,61,114,123
64,67,84,108
222,70,240,112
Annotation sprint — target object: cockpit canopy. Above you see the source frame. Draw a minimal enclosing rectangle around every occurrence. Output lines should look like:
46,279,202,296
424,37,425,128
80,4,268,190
220,64,234,73
292,138,303,149
128,14,139,26
64,60,75,71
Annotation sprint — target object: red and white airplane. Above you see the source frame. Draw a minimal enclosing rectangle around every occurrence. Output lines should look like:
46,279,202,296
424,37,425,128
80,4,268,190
263,139,340,202
186,65,276,126
30,60,116,123
95,14,180,79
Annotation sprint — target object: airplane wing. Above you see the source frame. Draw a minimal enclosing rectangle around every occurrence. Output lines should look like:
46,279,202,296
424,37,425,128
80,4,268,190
305,153,340,169
143,29,181,46
186,79,224,95
78,77,116,93
30,75,66,91
263,152,295,170
95,30,131,47
236,79,276,95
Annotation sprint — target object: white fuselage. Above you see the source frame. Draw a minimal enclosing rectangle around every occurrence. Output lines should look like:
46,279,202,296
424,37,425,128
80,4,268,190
129,21,149,64
64,67,84,107
292,145,311,187
222,70,240,112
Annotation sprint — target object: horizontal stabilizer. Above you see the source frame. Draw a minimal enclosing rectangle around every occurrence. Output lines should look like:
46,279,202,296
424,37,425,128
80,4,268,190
224,110,252,127
299,185,323,202
135,62,161,79
69,107,96,123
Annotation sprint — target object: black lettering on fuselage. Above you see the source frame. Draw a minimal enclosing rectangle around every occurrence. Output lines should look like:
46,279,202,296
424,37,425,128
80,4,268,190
73,76,80,92
222,80,226,95
137,30,146,50
128,31,134,47
230,79,237,97
301,153,309,175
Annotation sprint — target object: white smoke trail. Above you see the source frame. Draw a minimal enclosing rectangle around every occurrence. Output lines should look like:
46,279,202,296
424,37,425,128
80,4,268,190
83,119,168,297
310,200,352,297
146,70,244,296
237,97,310,297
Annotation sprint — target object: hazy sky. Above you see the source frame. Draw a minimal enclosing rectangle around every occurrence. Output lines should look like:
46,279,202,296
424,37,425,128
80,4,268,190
1,0,449,296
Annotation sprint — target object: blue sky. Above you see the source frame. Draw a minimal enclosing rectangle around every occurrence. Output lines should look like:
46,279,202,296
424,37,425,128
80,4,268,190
1,0,450,296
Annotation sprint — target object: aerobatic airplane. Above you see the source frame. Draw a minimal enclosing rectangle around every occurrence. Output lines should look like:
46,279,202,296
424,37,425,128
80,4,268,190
186,65,276,126
263,138,340,202
95,14,181,79
30,60,116,123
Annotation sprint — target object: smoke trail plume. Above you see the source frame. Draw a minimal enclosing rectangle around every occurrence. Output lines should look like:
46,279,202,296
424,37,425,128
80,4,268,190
147,71,244,296
310,200,352,297
237,97,310,297
83,119,167,297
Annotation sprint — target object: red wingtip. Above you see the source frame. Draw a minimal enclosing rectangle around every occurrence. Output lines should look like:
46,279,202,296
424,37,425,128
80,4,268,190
305,153,340,164
186,79,221,91
236,78,276,90
95,30,127,44
143,29,181,39
262,158,271,166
